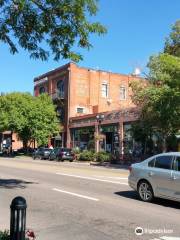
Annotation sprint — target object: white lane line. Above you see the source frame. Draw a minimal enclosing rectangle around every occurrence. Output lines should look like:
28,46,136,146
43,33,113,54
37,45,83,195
150,237,180,240
56,173,128,185
93,175,128,180
160,237,180,240
53,188,99,201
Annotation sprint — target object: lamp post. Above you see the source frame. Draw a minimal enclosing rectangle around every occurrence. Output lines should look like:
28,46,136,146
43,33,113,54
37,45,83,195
95,114,105,152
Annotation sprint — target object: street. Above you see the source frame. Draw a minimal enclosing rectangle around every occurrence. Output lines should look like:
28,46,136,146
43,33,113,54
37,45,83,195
0,157,180,240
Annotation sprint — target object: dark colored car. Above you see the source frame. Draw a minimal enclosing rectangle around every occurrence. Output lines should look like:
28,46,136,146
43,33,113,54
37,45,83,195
49,148,75,161
33,148,52,160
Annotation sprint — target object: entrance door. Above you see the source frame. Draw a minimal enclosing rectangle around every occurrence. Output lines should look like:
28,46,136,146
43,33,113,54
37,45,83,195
105,132,113,153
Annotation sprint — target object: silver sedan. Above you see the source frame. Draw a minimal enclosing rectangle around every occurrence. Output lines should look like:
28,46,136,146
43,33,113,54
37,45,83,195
128,152,180,202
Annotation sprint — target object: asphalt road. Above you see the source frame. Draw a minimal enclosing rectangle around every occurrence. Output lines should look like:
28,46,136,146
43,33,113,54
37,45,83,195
0,157,180,240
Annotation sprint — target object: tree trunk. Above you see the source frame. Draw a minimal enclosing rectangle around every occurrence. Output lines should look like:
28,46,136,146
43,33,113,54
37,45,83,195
23,140,28,153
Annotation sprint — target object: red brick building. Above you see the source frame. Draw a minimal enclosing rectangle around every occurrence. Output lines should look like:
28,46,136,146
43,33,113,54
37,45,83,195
34,62,144,155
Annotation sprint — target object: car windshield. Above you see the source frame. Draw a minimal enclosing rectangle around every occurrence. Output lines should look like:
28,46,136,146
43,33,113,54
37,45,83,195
43,148,51,152
62,148,71,152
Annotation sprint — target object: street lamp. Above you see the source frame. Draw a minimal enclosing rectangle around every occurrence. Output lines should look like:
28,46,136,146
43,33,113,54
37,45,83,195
96,114,105,124
95,114,105,152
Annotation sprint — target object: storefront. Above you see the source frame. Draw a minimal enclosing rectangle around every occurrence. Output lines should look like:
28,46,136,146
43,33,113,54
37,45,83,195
69,108,140,155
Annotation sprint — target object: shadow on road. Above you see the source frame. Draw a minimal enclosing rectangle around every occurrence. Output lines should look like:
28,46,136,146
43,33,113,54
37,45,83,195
0,179,37,189
115,190,180,209
115,190,139,200
0,154,15,158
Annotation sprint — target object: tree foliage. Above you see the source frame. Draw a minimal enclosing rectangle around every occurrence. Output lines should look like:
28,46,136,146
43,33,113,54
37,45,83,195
164,20,180,57
0,92,60,147
130,21,180,152
0,0,106,61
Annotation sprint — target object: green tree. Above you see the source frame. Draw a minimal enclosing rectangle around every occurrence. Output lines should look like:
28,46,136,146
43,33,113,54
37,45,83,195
131,20,180,152
0,92,59,148
148,53,180,89
0,0,106,61
30,94,60,146
164,20,180,57
130,121,153,155
131,79,180,152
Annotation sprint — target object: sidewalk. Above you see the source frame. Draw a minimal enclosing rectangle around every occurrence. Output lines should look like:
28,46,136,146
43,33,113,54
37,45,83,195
89,161,130,170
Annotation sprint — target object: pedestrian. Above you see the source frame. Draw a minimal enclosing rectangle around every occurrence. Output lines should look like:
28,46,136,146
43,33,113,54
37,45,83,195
49,144,53,150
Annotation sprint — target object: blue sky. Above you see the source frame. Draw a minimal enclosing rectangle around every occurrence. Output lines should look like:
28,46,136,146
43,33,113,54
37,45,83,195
0,0,179,94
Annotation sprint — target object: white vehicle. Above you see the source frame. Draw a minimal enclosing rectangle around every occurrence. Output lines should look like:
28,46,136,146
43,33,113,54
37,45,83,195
128,152,180,202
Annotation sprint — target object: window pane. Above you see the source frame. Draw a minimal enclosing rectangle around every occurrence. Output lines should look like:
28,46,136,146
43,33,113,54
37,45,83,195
175,156,180,171
39,86,45,94
120,86,126,100
101,84,108,98
57,80,64,98
77,107,84,113
148,159,155,167
155,156,173,170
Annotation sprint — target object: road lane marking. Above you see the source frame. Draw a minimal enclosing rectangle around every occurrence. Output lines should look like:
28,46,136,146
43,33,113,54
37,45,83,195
52,188,99,201
160,237,180,240
56,173,128,185
93,175,128,180
150,237,180,240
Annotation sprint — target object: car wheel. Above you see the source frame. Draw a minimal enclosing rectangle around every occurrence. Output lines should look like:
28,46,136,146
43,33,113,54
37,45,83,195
33,156,36,160
138,180,154,202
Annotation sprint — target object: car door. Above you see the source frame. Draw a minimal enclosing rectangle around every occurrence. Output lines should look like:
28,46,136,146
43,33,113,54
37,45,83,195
171,155,180,200
148,155,174,198
39,148,44,158
49,149,56,160
36,149,41,158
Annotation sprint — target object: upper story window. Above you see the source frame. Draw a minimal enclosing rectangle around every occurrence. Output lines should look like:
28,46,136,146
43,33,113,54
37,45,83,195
101,83,108,98
77,107,84,113
120,86,126,100
56,106,64,122
39,86,46,94
57,80,64,98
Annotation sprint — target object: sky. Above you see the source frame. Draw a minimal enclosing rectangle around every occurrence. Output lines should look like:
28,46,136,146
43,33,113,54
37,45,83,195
0,0,179,94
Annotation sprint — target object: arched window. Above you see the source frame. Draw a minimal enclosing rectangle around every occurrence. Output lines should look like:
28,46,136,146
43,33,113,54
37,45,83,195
39,86,45,94
57,80,64,98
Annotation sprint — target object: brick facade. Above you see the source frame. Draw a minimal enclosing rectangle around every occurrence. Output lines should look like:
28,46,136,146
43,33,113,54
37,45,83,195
34,62,144,154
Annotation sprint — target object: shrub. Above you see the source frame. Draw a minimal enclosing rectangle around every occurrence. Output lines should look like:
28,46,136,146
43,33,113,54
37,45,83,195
0,229,36,240
72,147,80,154
79,150,95,161
0,230,10,240
87,140,95,151
95,151,112,163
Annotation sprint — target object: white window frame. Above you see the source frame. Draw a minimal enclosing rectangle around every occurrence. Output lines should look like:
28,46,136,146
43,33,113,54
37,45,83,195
76,107,85,114
120,86,126,100
57,80,64,98
101,82,108,98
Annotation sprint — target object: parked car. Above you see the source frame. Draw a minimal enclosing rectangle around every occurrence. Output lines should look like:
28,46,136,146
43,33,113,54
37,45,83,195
33,148,52,160
128,152,180,203
16,147,35,155
49,147,75,161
